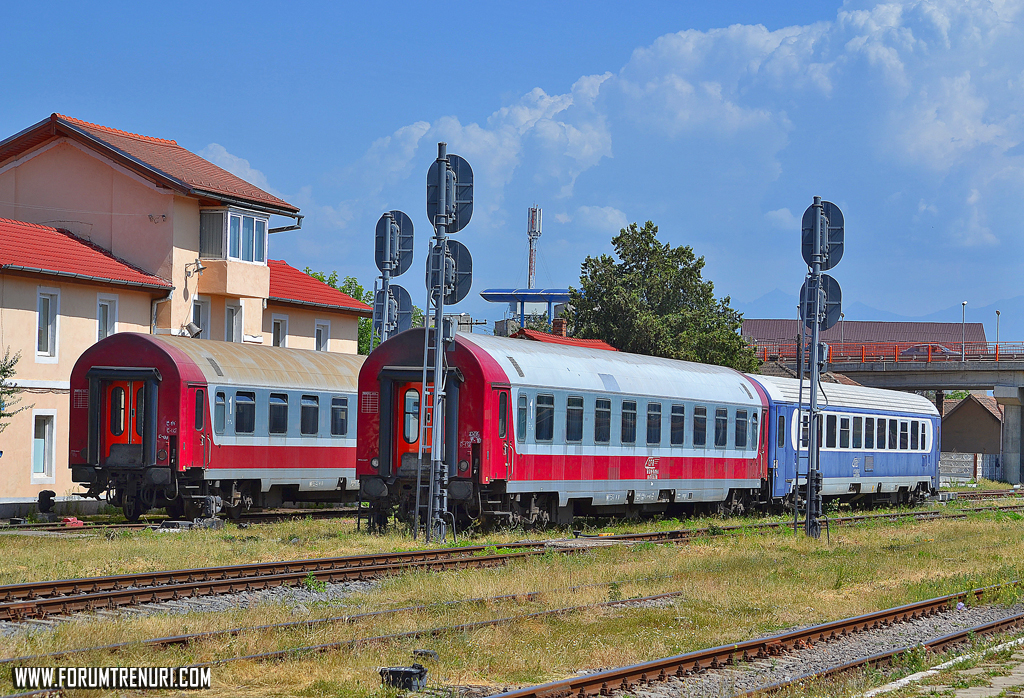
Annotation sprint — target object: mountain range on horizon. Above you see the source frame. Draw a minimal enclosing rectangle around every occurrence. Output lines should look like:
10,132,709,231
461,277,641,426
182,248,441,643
733,289,1022,344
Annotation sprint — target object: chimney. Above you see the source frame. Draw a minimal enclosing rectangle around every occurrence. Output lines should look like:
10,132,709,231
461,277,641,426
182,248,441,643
552,318,567,337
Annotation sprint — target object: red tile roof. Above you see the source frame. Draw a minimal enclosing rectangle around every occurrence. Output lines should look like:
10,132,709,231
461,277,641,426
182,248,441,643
510,328,618,351
267,260,372,316
742,319,987,344
0,218,171,289
0,114,297,215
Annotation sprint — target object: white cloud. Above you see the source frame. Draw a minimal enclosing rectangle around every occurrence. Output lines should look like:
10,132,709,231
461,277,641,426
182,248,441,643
199,144,274,193
764,208,799,230
574,205,628,233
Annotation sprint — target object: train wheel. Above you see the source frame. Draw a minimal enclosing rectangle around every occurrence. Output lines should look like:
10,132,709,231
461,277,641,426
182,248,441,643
224,504,243,520
165,499,186,520
122,492,144,523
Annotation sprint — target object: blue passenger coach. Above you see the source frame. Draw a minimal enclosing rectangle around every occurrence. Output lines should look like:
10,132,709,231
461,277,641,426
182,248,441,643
752,376,939,505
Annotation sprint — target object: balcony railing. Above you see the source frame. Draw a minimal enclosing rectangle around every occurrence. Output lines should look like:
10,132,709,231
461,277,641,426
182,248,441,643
754,341,1024,364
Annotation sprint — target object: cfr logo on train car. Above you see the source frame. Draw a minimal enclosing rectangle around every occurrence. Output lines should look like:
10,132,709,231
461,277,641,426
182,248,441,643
644,457,661,480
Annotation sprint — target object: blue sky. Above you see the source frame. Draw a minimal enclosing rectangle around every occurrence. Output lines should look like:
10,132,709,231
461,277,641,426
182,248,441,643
4,1,1024,338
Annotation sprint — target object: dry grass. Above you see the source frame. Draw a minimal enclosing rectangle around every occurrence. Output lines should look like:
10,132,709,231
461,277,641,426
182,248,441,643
1,508,1024,696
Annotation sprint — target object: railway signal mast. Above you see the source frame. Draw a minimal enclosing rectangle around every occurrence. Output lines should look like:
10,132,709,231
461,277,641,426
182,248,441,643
798,196,844,539
371,211,415,350
417,143,474,542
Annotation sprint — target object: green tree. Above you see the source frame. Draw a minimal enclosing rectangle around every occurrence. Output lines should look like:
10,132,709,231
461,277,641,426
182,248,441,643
0,349,25,433
304,269,424,355
564,221,759,372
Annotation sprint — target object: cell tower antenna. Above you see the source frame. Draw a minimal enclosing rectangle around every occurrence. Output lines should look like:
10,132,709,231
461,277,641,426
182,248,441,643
527,205,542,289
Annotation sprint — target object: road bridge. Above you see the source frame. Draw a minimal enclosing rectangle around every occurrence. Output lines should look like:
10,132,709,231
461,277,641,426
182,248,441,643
758,341,1024,484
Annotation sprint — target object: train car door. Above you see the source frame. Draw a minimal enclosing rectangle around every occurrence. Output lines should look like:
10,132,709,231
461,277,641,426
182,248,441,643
393,382,432,475
103,380,145,465
491,386,514,480
187,384,209,468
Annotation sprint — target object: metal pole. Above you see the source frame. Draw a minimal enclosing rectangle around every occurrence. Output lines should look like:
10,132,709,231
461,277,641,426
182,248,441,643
413,237,435,541
368,278,380,352
429,142,449,543
380,212,393,344
962,301,967,361
805,196,824,539
997,310,1001,356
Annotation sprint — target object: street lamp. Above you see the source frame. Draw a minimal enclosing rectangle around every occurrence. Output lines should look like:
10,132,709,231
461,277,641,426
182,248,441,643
996,310,1001,346
962,301,967,361
840,312,845,344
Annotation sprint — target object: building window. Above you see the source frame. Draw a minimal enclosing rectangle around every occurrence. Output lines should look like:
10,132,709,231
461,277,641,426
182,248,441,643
225,302,242,342
32,412,56,482
201,209,268,264
331,397,348,436
199,211,224,258
97,295,117,341
192,298,211,339
272,316,288,347
36,288,59,360
300,395,319,435
315,321,329,352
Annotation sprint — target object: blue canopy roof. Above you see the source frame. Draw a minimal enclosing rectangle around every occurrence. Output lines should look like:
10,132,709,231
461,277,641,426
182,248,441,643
479,288,570,303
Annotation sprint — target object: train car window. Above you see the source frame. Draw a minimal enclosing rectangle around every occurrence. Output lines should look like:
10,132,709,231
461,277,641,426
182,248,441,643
801,414,809,448
777,415,786,449
331,397,348,436
621,400,637,444
647,403,662,445
235,392,255,434
839,417,850,449
921,422,929,451
899,421,909,450
403,390,419,444
498,393,509,440
301,396,319,436
823,414,836,449
137,386,147,437
714,408,728,448
517,394,527,443
693,406,707,447
595,398,611,444
670,405,685,446
268,394,288,434
193,389,203,432
853,417,863,448
536,394,555,442
110,387,125,436
876,419,886,450
888,419,898,450
215,392,225,434
864,417,875,449
911,421,919,450
734,410,747,449
750,412,758,450
566,396,584,443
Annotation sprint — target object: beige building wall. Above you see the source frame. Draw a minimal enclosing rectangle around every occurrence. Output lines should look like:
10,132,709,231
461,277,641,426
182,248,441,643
0,273,154,500
263,304,360,354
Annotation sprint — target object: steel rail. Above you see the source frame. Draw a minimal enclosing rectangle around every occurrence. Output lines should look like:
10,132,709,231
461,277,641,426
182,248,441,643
487,582,1020,698
0,576,677,666
0,548,562,621
734,610,1024,697
0,508,358,533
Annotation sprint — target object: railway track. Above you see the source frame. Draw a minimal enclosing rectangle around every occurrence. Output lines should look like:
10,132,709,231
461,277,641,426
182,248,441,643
952,488,1024,501
1,503,1020,623
0,507,357,533
490,582,1024,698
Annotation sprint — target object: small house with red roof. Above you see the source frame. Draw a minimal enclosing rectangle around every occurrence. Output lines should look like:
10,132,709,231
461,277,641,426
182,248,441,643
0,114,370,505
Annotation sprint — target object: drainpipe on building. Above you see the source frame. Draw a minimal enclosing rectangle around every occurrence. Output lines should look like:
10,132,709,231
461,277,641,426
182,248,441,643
151,287,175,335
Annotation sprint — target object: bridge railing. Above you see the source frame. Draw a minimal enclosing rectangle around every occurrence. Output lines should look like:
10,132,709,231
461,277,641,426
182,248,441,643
754,341,1024,364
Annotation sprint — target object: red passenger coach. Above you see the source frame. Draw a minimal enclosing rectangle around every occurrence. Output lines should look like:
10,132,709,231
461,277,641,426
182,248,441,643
70,333,363,520
357,329,770,527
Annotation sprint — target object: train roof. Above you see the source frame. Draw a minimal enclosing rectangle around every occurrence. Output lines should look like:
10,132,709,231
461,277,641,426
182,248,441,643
105,334,364,392
749,374,939,416
458,334,765,407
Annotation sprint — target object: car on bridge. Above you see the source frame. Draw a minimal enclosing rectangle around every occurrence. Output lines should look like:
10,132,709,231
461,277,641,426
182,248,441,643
899,343,958,360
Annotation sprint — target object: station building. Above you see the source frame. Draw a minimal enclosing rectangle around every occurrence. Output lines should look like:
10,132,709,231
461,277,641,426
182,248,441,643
0,114,370,506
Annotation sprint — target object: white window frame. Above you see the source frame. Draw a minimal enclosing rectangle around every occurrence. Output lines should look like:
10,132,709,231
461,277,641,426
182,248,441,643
271,314,289,348
35,287,60,363
97,293,118,341
200,207,269,265
191,296,211,339
31,410,57,484
315,320,330,352
225,301,243,343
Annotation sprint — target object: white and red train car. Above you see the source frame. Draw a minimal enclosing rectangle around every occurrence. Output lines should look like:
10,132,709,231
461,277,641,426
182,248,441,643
69,333,363,520
356,329,769,526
